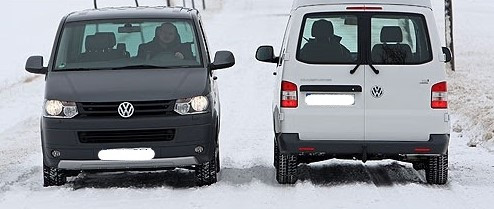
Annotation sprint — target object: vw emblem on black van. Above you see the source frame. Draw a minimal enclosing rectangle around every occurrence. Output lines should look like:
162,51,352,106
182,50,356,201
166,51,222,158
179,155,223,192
118,102,134,118
371,86,384,98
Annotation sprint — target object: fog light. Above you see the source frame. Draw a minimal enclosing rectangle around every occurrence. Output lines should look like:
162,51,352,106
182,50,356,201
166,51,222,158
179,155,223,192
51,150,61,158
195,146,204,153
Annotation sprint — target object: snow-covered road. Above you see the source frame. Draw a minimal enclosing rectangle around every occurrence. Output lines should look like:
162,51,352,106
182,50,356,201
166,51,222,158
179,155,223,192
1,0,494,208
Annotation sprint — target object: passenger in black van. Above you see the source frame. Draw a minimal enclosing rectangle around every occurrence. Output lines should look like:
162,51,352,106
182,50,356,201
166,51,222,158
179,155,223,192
137,23,194,60
299,19,352,63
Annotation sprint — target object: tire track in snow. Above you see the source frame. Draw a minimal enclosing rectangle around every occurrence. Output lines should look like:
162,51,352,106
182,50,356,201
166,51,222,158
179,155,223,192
0,116,42,197
0,166,40,197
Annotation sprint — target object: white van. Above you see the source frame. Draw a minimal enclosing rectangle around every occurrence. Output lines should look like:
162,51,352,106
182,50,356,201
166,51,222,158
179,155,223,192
256,0,452,185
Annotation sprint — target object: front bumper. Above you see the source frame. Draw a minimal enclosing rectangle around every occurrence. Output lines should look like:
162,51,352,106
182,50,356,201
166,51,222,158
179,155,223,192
277,134,450,159
41,113,216,169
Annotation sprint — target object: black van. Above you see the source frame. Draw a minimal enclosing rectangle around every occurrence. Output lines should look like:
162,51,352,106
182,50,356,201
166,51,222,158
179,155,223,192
25,6,235,187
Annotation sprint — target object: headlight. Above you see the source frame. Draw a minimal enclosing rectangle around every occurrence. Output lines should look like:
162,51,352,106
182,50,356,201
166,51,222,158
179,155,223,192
174,96,209,115
44,100,78,118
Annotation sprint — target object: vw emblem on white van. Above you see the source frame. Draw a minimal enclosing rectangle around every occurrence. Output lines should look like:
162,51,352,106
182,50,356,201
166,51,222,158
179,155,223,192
371,86,384,98
118,102,134,118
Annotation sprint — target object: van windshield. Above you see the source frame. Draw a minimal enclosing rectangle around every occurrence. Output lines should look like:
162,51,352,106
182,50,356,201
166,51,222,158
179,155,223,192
54,19,203,71
296,13,432,65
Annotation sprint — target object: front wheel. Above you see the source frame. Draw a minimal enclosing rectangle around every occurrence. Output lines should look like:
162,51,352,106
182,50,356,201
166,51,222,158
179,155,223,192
43,164,67,187
195,147,219,186
425,153,448,185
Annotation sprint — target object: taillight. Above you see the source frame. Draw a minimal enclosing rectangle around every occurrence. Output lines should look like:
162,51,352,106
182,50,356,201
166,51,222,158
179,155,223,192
281,81,298,108
431,81,447,109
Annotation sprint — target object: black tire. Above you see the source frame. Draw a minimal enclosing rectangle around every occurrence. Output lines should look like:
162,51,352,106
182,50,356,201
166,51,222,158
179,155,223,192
195,147,219,186
215,146,221,173
425,154,448,185
43,164,67,187
275,153,298,185
274,137,279,169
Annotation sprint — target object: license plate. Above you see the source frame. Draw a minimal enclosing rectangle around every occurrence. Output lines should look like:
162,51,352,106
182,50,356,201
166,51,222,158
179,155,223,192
98,148,155,161
305,94,355,106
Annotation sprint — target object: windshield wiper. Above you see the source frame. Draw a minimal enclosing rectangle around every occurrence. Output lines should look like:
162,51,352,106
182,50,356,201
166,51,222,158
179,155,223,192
56,68,100,71
108,65,173,70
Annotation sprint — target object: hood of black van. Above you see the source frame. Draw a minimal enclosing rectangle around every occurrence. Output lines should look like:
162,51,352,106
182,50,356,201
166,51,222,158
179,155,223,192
44,68,209,102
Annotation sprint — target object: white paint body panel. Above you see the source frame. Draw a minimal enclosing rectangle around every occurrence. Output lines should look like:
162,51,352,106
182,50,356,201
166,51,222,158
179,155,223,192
275,3,449,142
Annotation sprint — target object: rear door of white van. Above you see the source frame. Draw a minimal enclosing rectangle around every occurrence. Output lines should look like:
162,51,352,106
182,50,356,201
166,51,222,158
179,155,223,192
364,6,449,142
281,5,365,141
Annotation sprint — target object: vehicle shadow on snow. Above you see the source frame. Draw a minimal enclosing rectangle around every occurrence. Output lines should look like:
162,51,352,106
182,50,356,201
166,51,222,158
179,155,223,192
68,162,426,189
298,161,426,187
220,161,426,187
70,169,197,190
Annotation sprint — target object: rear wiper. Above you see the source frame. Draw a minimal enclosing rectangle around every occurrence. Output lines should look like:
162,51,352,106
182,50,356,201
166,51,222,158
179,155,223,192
368,63,380,75
349,62,361,74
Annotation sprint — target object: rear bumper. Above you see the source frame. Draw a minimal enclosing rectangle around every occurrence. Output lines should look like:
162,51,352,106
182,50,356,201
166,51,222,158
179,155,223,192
277,134,449,157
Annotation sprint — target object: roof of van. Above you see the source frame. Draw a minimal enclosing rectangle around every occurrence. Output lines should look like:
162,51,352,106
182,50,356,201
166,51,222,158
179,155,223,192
292,0,432,10
65,6,197,22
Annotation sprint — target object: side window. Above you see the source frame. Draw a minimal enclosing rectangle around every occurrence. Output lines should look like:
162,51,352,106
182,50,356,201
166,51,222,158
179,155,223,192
297,14,358,64
370,15,432,64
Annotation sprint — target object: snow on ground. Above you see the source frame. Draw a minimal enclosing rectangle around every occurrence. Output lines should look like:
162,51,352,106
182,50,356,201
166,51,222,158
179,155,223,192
443,0,494,149
1,0,494,208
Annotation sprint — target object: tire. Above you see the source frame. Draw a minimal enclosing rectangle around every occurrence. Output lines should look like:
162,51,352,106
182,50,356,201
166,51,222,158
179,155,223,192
43,164,67,187
274,137,279,169
215,145,221,173
195,147,219,186
425,153,448,185
275,152,298,185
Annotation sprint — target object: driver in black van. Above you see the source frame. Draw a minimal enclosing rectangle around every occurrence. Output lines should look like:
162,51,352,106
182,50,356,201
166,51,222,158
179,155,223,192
137,22,194,60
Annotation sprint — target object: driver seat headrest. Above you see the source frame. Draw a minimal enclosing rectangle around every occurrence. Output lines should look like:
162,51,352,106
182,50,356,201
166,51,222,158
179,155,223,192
380,26,403,43
85,32,116,52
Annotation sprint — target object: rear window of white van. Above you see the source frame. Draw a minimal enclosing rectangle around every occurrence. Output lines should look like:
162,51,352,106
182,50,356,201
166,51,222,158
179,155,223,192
296,13,432,65
298,14,358,64
371,14,432,65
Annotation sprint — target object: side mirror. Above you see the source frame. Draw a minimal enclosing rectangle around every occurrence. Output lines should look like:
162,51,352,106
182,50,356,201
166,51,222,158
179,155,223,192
26,56,48,74
210,51,235,70
442,47,452,63
256,46,279,63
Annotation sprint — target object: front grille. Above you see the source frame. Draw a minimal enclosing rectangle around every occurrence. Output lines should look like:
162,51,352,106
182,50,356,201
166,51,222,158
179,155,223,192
79,129,175,143
78,100,176,118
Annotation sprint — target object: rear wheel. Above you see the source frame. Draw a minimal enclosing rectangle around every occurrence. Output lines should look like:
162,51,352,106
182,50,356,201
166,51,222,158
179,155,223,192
43,164,66,187
425,153,448,185
274,137,279,169
275,151,298,184
195,147,219,186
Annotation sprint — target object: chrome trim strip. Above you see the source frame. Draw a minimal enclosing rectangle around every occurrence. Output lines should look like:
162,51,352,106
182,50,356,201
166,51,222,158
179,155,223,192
58,157,198,170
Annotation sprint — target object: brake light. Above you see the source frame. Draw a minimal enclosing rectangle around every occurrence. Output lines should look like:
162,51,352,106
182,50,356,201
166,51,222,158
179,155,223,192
431,81,447,109
281,81,298,108
346,6,383,10
414,147,432,153
299,147,315,152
